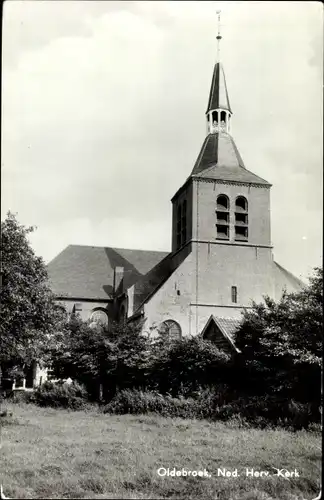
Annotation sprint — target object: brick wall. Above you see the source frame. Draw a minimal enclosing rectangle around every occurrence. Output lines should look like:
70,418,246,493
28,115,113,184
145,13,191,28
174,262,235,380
143,240,276,337
192,179,271,246
171,181,193,252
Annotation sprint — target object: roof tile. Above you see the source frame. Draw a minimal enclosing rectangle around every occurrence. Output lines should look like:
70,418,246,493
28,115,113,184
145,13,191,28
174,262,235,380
47,245,168,300
191,132,270,186
207,63,232,113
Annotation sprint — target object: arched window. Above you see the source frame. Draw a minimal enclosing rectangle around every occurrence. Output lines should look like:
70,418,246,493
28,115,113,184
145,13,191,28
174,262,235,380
217,194,229,211
216,194,230,240
235,196,248,212
90,308,109,327
220,111,227,130
235,196,248,241
212,111,218,124
220,111,227,132
159,320,182,341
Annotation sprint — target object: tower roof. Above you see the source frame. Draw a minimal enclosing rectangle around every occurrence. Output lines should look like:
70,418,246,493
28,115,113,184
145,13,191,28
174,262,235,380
191,132,270,186
206,63,232,113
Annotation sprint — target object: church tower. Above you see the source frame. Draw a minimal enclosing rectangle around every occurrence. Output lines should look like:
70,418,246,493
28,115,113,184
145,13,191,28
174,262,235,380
170,12,275,334
129,12,302,340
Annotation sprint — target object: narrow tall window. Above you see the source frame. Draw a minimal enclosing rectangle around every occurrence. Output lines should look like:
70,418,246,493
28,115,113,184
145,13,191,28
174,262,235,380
231,286,237,303
119,305,126,323
216,194,230,240
176,200,187,250
181,200,187,245
176,204,182,249
212,111,218,124
235,196,248,241
220,110,227,131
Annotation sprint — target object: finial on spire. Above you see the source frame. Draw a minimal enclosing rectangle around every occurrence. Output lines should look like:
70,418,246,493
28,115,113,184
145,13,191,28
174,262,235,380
216,10,222,62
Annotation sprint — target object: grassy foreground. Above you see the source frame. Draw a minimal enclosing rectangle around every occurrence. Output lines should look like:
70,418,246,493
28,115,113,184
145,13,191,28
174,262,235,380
0,403,321,499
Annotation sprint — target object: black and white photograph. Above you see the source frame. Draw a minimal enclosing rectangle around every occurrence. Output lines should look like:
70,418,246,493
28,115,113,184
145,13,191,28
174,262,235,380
0,1,322,499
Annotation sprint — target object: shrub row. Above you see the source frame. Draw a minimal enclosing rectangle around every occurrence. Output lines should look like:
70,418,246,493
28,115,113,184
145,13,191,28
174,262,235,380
8,381,319,430
102,388,318,430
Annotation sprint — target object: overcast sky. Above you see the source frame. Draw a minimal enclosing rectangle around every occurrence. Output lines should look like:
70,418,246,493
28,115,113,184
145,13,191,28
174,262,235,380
2,1,323,280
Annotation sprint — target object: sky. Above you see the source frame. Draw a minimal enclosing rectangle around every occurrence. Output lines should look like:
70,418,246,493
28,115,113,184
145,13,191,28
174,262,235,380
2,0,323,281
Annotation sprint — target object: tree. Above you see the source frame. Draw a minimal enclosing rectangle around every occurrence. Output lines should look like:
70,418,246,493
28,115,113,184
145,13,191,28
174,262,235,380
49,316,152,402
235,267,323,421
0,212,59,381
149,336,232,397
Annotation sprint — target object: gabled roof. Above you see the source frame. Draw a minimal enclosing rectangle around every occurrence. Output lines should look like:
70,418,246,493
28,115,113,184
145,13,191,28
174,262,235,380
47,245,168,301
273,261,305,290
201,315,241,353
191,133,270,186
131,252,174,316
130,245,192,318
206,63,232,113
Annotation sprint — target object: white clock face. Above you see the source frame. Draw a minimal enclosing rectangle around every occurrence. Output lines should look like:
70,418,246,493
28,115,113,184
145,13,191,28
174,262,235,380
90,310,108,326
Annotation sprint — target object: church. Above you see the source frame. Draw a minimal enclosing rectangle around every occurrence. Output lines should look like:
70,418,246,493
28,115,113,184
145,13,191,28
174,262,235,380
47,27,303,354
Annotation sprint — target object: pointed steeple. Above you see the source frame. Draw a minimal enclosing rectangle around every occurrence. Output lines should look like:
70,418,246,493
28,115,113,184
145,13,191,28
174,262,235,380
206,63,232,114
190,11,270,187
206,11,232,134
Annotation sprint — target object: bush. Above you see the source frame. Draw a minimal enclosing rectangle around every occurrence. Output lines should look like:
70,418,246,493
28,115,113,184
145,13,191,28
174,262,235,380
30,381,90,410
102,387,244,421
9,390,35,404
148,336,233,397
102,389,202,419
102,388,318,430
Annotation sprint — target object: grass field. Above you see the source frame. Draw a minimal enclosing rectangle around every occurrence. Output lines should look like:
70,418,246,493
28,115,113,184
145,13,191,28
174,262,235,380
0,403,321,499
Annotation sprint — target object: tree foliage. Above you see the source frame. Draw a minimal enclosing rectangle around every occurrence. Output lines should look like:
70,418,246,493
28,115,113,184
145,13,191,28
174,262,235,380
235,267,323,408
0,212,59,377
149,336,232,396
49,316,152,401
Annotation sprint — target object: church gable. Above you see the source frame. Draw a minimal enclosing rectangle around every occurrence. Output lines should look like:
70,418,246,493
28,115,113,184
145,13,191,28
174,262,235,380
201,315,241,354
272,261,305,299
128,243,193,319
130,252,173,315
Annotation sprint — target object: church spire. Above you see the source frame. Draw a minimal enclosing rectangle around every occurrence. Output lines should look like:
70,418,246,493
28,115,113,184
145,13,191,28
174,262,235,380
206,10,232,135
190,11,270,183
216,9,222,63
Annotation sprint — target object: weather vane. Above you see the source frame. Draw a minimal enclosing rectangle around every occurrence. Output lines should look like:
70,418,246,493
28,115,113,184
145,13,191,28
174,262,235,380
216,9,222,62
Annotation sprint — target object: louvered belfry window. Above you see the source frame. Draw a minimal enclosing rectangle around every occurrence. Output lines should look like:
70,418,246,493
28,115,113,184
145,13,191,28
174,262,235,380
216,194,230,240
235,196,248,241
